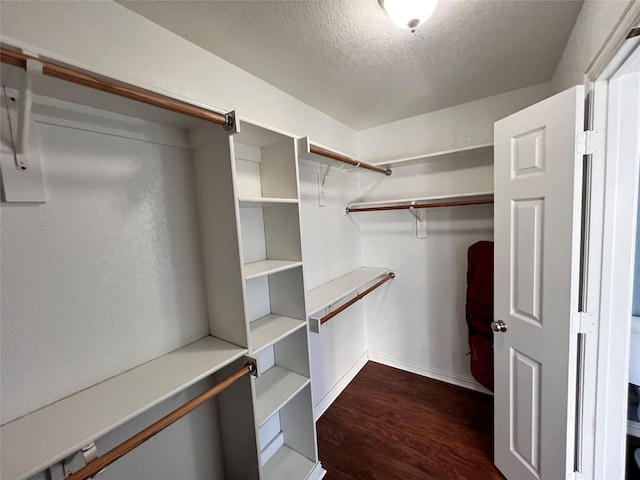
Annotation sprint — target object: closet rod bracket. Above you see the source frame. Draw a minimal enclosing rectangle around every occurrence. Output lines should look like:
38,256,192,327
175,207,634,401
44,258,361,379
223,110,240,134
409,203,428,239
60,442,104,479
244,354,259,377
17,58,42,167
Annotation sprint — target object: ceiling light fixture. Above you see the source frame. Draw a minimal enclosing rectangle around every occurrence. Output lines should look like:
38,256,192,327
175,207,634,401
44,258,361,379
379,0,438,33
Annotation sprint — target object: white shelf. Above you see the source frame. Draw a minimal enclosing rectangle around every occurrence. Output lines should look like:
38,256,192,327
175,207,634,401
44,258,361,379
244,260,303,280
239,197,299,207
296,137,356,171
249,314,306,353
347,191,494,210
306,267,390,315
254,366,309,426
1,336,247,480
372,143,494,169
263,444,316,479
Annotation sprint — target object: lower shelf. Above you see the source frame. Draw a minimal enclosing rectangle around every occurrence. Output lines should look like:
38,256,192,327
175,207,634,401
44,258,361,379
263,445,316,480
254,366,310,426
1,336,247,480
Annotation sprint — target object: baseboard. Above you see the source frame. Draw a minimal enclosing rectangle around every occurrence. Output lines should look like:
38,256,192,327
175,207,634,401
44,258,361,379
367,351,493,395
313,351,369,421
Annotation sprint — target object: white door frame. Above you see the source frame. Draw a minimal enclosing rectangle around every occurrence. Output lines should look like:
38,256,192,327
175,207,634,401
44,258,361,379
583,6,640,478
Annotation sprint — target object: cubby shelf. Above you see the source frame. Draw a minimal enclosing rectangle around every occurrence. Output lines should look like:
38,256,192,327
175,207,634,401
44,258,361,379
245,260,303,280
1,336,247,480
239,197,299,207
306,267,390,316
249,314,306,354
263,445,316,479
254,366,310,426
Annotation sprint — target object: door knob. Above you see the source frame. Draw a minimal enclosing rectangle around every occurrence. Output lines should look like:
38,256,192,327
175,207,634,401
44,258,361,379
491,320,508,333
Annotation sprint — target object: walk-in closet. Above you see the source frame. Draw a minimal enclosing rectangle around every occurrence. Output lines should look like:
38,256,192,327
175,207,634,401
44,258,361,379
1,2,639,480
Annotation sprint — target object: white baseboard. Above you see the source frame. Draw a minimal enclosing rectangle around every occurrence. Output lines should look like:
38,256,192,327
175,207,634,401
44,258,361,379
367,351,493,395
313,351,369,421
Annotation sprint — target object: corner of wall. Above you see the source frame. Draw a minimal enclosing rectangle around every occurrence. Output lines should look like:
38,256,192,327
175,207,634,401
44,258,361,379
550,0,635,94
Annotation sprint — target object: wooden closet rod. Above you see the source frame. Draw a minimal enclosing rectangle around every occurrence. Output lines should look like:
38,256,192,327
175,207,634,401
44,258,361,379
346,198,494,214
0,47,233,129
310,144,392,176
321,272,395,325
65,364,253,480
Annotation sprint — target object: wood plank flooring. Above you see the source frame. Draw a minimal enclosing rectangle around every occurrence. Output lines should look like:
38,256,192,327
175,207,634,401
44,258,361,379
317,361,505,480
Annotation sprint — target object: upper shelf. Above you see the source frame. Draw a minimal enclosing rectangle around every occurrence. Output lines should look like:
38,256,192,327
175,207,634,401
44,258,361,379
369,144,494,170
297,137,391,176
1,336,247,480
306,267,390,316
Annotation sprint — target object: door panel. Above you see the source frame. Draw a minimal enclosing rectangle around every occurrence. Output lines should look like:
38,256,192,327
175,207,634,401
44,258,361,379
494,86,584,480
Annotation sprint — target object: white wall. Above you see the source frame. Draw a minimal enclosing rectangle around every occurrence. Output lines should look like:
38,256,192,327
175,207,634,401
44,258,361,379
0,0,357,155
1,101,209,425
359,152,494,391
356,82,553,161
298,161,368,418
551,0,636,92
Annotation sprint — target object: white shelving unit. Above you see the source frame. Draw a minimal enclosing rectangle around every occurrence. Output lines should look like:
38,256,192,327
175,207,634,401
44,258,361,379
231,120,323,479
306,267,391,333
0,336,246,480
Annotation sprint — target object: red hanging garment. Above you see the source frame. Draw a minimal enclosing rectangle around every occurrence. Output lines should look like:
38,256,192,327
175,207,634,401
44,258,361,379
466,241,494,391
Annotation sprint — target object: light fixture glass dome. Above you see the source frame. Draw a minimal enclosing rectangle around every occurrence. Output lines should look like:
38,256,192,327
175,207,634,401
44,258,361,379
379,0,438,33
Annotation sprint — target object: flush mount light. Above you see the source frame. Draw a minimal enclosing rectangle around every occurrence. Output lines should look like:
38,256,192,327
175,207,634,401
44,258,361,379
379,0,438,33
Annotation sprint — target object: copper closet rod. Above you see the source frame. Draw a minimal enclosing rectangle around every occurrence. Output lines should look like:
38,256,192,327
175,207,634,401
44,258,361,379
346,198,494,214
0,47,233,129
310,144,392,176
321,272,395,325
65,364,253,480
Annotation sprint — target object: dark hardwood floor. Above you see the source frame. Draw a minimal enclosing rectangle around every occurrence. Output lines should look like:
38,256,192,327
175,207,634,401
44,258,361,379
317,361,505,480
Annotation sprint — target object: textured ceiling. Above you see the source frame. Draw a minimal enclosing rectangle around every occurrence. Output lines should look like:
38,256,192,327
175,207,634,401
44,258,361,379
118,0,583,130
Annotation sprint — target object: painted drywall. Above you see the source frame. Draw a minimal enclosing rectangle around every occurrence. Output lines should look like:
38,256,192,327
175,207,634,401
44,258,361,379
355,82,553,161
551,0,636,92
0,0,357,155
359,155,494,391
298,162,368,417
0,102,210,425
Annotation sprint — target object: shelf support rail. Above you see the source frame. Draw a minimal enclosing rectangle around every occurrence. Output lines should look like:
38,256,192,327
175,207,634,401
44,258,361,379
309,144,392,176
346,198,494,214
64,361,256,480
320,272,396,325
0,46,238,132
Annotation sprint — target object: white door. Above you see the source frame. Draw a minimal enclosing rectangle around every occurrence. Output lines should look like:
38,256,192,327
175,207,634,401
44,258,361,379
493,86,585,480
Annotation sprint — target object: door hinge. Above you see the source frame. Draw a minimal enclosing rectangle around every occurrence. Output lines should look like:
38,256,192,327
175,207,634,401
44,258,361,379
571,312,595,334
576,130,602,156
